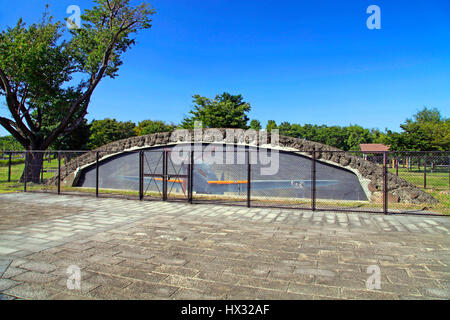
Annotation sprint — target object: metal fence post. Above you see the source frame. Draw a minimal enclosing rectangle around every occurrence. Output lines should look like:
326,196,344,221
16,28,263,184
163,150,167,201
96,151,99,197
311,151,316,211
24,151,27,192
189,150,194,204
139,151,144,200
395,156,399,176
247,150,251,208
40,160,44,183
423,155,427,189
57,152,61,195
383,152,388,215
8,152,11,182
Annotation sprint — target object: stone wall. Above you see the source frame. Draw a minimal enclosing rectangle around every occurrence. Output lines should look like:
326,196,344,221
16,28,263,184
51,129,438,205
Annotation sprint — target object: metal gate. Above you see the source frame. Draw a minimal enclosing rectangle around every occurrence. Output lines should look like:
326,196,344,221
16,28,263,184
139,150,192,202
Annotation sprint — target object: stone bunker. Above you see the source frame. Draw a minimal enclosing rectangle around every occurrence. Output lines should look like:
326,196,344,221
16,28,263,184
52,129,438,205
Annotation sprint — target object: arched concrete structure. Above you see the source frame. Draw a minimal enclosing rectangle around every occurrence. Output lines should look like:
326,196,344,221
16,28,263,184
52,129,437,204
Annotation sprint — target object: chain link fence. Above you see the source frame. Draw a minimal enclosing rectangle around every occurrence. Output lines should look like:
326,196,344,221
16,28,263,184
0,148,448,215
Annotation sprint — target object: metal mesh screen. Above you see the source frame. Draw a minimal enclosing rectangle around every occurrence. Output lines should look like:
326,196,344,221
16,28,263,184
4,146,447,215
387,152,449,214
313,151,384,213
250,149,311,209
0,151,26,192
192,146,248,206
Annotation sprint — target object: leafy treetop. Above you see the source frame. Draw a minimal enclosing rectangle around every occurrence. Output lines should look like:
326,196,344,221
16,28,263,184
181,92,251,129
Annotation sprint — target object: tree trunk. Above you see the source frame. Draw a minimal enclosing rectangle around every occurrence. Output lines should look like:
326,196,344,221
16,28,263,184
20,150,45,183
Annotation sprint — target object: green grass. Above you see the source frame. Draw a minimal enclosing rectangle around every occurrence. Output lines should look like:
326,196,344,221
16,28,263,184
389,167,449,191
387,167,449,214
0,157,61,192
0,158,26,167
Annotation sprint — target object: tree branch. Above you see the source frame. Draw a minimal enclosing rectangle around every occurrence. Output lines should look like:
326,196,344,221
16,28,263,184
0,116,28,146
62,111,87,135
18,86,37,132
41,27,124,149
0,66,12,95
0,66,35,141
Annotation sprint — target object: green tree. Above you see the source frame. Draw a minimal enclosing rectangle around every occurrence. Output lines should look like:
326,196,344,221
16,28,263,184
266,120,278,132
87,118,136,149
0,0,155,182
345,125,373,150
181,92,251,129
274,122,386,151
413,107,442,123
135,120,175,136
249,119,262,131
51,119,91,151
383,107,449,151
0,135,23,151
278,122,291,136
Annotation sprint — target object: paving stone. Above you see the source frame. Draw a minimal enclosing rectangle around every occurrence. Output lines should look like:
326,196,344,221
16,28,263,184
0,293,16,300
293,268,337,277
0,247,17,255
11,271,59,284
193,271,241,285
54,278,101,294
1,192,449,300
288,282,339,297
3,283,60,300
0,279,20,291
51,292,95,300
154,265,199,277
237,276,289,291
125,281,179,298
20,261,57,273
1,266,27,279
171,288,224,300
341,288,401,300
420,287,450,299
87,274,133,289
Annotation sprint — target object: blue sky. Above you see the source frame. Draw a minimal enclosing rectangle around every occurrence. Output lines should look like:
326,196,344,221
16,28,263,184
0,0,449,136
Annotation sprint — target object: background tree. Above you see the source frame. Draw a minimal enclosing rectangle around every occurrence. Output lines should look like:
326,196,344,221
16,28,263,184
51,119,91,151
0,0,155,182
50,119,91,162
345,125,373,150
265,120,278,133
249,119,262,131
275,122,386,150
0,135,23,151
278,122,292,136
87,118,136,149
135,120,175,136
383,107,449,151
181,92,251,129
278,122,304,139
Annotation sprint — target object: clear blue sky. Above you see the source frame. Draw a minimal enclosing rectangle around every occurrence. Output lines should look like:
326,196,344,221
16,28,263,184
0,0,449,136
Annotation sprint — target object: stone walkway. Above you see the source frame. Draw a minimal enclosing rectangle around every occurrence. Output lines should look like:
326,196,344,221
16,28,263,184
0,192,449,300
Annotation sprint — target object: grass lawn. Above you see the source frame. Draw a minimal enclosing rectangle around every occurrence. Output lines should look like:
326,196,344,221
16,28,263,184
0,159,448,214
389,167,449,191
0,157,61,192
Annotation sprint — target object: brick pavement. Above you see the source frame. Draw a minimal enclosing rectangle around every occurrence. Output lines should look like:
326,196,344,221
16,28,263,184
0,192,449,300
